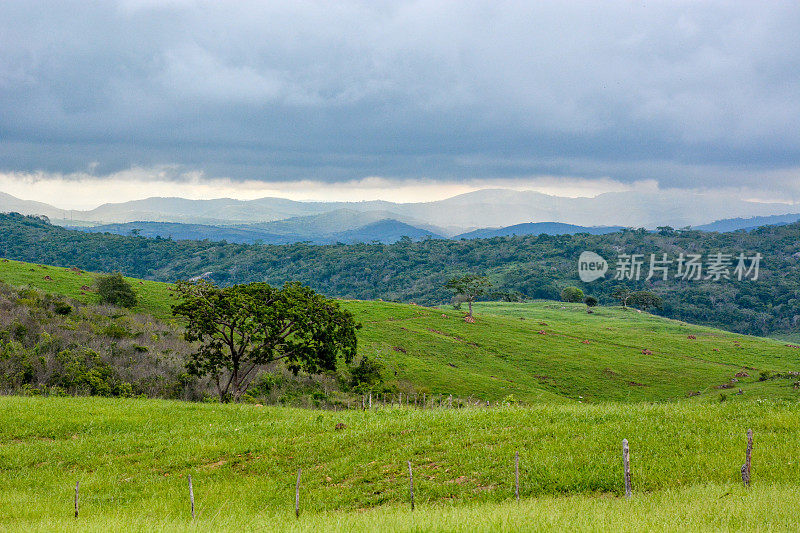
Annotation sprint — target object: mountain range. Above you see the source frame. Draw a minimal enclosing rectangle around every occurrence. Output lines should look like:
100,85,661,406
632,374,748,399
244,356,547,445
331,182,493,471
3,188,800,244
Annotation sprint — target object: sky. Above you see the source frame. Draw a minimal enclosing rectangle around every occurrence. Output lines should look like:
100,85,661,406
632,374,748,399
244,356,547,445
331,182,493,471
1,1,799,209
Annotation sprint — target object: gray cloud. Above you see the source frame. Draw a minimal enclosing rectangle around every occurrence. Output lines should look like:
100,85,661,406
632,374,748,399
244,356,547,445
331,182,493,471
1,1,799,191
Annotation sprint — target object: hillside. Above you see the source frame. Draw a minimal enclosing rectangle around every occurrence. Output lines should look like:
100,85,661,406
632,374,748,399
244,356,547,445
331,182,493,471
2,258,799,404
1,213,799,338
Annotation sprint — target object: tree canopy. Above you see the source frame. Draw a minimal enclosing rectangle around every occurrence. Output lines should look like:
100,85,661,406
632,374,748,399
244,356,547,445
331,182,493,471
445,274,492,317
172,280,359,402
97,273,137,308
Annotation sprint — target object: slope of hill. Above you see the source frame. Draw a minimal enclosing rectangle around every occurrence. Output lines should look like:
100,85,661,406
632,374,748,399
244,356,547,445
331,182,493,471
454,222,624,239
2,258,799,404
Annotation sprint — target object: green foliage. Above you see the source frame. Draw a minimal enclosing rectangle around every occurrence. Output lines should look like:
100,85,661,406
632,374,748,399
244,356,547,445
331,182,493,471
611,286,632,307
560,286,584,303
628,290,663,311
97,272,138,308
172,280,360,402
349,356,384,391
584,296,598,307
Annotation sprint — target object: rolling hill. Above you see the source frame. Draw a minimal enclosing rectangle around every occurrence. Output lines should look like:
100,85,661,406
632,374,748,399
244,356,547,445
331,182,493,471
2,258,798,404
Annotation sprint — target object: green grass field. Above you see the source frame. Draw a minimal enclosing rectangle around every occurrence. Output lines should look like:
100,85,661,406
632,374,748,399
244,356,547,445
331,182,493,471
1,396,798,531
2,259,800,530
2,257,799,404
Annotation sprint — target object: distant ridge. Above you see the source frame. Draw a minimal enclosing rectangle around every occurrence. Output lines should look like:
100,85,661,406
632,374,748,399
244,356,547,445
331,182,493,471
454,222,624,239
695,213,800,232
74,218,443,245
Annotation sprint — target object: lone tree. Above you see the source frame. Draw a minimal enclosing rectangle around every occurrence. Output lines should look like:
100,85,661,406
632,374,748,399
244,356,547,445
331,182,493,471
560,286,585,303
628,290,663,312
445,274,492,318
172,280,359,402
611,286,633,308
97,273,137,308
584,295,598,313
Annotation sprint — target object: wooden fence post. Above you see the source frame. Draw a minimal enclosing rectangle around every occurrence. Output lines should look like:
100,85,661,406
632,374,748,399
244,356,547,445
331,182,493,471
188,474,195,519
742,429,753,487
74,480,79,518
407,461,415,511
448,394,453,409
515,451,520,502
369,392,372,409
295,468,302,518
622,439,631,498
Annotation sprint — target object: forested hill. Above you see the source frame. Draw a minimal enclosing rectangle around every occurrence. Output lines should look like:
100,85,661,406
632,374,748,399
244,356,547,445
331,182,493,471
1,212,799,338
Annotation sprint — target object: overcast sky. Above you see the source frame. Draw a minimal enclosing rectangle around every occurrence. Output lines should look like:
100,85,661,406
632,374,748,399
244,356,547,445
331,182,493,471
1,1,799,208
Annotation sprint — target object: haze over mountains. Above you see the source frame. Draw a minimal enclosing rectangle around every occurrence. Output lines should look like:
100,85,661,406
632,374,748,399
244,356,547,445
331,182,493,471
2,189,798,244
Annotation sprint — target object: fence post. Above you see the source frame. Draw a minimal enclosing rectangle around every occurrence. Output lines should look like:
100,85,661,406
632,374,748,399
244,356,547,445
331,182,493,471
448,394,453,409
369,392,372,409
742,429,753,487
407,461,415,511
515,451,520,502
74,480,79,518
295,468,302,518
188,474,195,519
622,439,631,498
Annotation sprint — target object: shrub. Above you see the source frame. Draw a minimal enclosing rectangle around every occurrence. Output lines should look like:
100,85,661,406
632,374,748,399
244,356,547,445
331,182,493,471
560,286,585,303
584,296,599,307
97,273,137,308
53,301,72,315
350,357,384,390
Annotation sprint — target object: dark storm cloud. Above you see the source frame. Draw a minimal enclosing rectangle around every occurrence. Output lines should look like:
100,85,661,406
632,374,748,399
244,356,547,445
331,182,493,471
1,1,799,188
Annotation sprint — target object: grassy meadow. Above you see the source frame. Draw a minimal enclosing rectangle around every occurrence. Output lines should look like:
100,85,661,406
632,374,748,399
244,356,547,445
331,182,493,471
2,396,800,531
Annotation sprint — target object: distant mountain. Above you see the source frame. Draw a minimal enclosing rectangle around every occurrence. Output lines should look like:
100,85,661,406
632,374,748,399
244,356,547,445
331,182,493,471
454,222,624,239
331,220,443,243
243,209,446,237
695,213,800,232
0,192,65,220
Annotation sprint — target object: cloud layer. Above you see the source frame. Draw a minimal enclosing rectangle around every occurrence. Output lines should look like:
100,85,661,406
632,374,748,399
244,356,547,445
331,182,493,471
1,1,799,196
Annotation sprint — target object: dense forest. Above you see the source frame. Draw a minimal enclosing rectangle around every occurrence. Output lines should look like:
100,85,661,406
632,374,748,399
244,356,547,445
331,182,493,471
1,213,799,338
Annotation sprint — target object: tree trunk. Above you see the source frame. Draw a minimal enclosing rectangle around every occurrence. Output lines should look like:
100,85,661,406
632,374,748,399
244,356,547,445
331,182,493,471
468,299,473,318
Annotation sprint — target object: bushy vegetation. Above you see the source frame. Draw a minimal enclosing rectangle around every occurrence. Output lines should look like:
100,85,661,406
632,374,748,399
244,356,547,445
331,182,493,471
97,272,138,308
0,281,368,405
1,213,799,337
0,282,201,399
